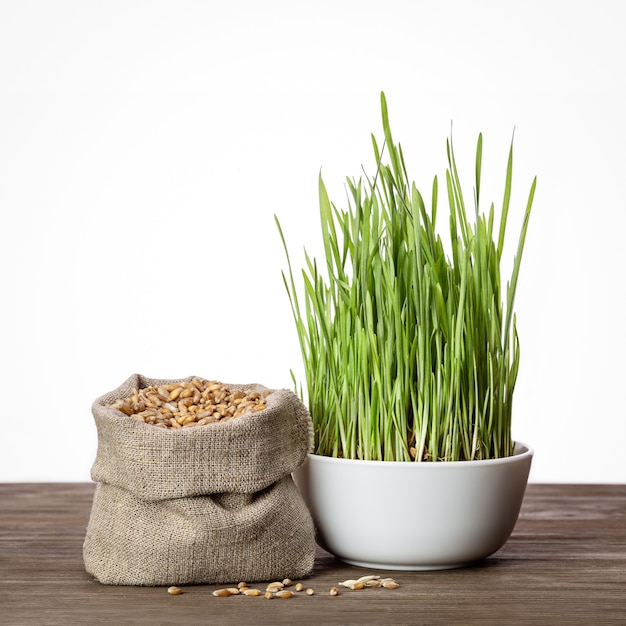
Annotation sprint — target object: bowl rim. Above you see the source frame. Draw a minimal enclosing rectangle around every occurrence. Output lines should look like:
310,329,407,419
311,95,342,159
306,441,533,469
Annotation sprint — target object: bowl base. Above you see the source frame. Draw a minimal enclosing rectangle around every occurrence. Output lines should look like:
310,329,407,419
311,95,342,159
338,556,477,571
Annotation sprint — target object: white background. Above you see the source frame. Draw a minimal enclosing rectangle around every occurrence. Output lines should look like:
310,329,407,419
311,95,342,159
1,0,624,483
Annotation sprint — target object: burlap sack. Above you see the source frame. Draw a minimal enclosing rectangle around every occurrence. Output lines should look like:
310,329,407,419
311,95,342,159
83,373,316,586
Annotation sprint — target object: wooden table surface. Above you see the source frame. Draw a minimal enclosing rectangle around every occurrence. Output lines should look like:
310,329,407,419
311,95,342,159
1,483,625,625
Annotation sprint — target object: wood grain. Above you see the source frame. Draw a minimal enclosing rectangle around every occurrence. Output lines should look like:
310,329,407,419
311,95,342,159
1,483,625,625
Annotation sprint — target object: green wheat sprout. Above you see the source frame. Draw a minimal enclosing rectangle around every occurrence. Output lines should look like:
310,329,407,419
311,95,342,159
276,92,536,462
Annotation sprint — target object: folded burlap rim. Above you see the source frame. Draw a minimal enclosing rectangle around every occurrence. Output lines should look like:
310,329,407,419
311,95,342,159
91,373,314,501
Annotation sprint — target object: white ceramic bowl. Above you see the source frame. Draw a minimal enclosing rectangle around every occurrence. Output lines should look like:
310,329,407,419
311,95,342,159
293,442,533,570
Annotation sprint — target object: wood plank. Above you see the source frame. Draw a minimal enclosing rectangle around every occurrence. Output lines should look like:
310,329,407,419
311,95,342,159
1,483,625,625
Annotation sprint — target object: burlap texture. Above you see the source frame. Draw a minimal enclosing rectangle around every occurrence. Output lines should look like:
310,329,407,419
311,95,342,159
83,373,316,586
